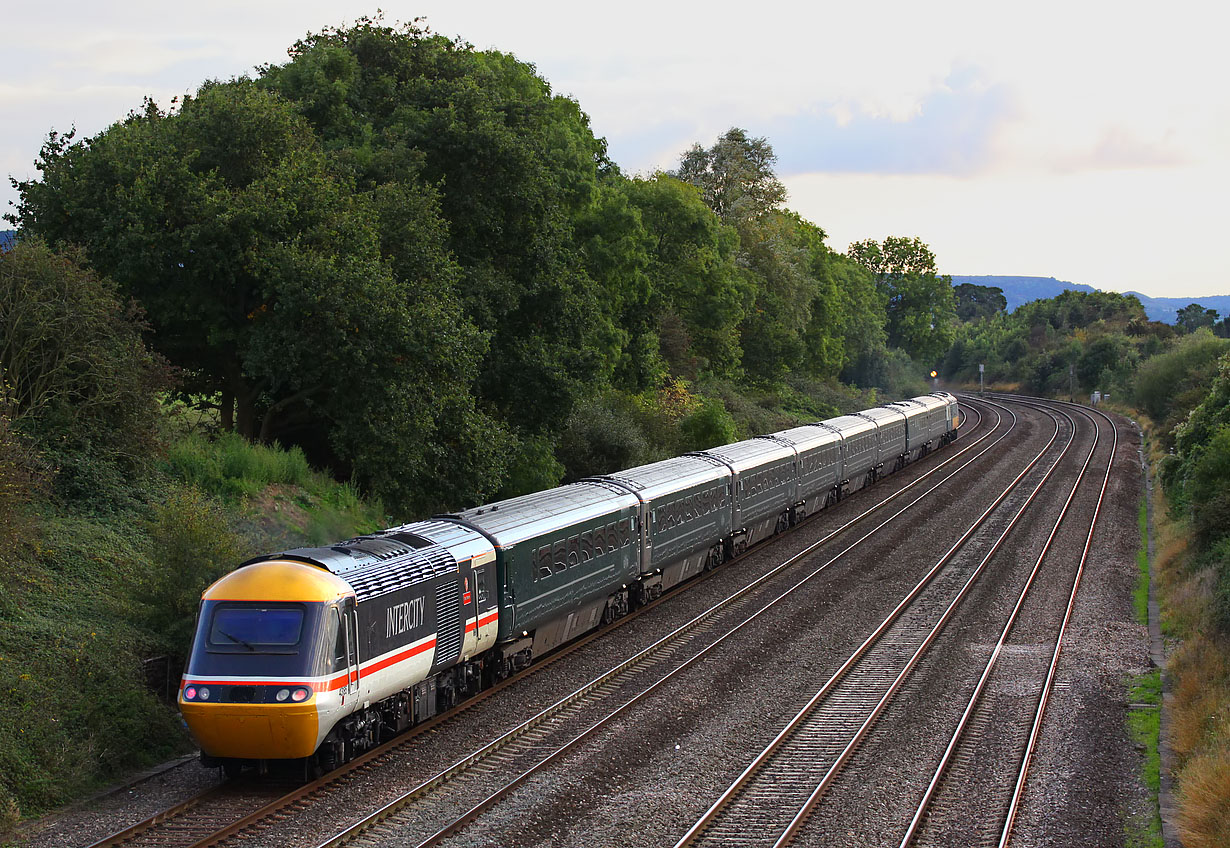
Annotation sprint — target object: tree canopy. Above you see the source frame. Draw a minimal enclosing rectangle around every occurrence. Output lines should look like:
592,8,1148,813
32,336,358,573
9,21,957,512
848,236,957,363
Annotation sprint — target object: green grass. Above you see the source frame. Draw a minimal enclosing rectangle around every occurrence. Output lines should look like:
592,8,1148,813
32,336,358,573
1126,670,1164,848
1135,495,1150,625
163,430,313,499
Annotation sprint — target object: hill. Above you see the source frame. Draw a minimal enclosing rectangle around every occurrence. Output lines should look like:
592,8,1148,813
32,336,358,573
950,275,1097,312
1122,291,1230,324
952,274,1230,323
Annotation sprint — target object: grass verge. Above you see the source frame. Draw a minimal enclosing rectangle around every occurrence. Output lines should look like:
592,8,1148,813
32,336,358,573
1126,670,1163,848
1136,495,1150,626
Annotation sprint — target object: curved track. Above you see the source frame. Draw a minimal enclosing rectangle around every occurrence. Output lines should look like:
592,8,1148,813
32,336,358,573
88,403,998,848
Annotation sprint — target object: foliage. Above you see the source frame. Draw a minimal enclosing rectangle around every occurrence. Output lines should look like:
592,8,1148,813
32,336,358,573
0,509,188,819
12,80,508,517
0,239,171,508
943,289,1155,398
953,282,1007,322
673,127,787,224
1176,303,1220,335
848,236,957,363
556,392,654,480
1133,331,1230,446
142,486,247,652
262,18,613,438
678,397,739,450
621,174,748,381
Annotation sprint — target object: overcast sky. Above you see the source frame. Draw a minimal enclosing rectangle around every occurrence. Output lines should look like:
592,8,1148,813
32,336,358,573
4,1,1228,297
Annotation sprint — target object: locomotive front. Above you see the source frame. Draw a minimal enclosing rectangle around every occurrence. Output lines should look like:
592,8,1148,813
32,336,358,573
179,560,359,766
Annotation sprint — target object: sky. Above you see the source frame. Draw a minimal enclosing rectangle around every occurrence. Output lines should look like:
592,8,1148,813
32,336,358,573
3,1,1228,298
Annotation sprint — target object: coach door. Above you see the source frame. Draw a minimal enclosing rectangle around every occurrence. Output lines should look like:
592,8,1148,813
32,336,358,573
339,598,360,701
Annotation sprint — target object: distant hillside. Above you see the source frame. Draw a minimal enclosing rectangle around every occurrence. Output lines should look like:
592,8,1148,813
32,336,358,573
950,276,1097,313
951,275,1230,323
1122,292,1230,324
0,230,14,251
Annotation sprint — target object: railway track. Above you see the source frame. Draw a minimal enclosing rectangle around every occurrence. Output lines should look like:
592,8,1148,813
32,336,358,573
670,398,1085,848
898,398,1118,848
284,398,1068,848
660,395,1115,848
85,401,1000,848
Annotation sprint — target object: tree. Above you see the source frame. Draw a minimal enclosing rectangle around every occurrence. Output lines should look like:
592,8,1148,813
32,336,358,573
262,19,615,436
848,236,957,362
953,282,1007,322
621,174,748,379
672,128,787,225
12,80,507,515
1176,303,1219,334
0,239,170,500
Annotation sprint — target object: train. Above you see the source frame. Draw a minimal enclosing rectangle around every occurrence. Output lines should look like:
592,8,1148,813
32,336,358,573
178,392,961,775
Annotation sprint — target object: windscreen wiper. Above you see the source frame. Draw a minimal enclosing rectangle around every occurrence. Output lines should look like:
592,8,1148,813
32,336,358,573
218,629,257,651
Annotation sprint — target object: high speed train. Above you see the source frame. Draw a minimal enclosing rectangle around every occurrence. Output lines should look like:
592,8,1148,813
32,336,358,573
178,392,960,774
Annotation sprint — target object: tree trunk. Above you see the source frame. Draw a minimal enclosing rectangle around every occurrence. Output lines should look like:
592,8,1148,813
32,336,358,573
236,387,256,440
219,389,234,432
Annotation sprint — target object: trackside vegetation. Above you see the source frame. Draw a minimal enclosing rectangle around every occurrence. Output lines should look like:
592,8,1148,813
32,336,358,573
1,13,1228,842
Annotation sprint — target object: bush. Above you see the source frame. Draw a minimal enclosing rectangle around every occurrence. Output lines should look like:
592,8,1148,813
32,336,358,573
678,397,738,450
557,394,652,480
0,511,191,818
142,486,247,653
1133,331,1229,425
497,434,565,500
0,239,172,507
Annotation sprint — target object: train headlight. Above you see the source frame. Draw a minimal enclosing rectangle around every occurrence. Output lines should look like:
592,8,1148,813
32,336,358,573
198,687,211,701
184,686,197,701
291,687,311,702
275,688,290,702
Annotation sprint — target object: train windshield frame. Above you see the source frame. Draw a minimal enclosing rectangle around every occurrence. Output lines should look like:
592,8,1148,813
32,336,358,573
206,603,307,654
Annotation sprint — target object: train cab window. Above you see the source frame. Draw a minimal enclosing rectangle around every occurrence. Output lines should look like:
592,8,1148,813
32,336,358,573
208,604,304,653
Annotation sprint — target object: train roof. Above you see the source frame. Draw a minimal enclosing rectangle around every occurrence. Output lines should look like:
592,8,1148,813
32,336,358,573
822,414,878,437
594,454,730,501
238,518,488,602
696,437,796,473
767,424,843,452
444,482,639,547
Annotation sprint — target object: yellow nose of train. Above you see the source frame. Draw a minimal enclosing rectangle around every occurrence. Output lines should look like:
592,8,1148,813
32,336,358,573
179,560,352,760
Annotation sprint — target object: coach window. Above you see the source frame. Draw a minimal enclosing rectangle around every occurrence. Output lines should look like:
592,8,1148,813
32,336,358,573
330,607,346,673
475,567,489,605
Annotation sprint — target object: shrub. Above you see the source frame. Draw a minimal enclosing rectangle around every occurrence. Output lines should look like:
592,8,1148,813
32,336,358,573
678,397,738,450
0,239,173,506
142,486,246,654
498,435,565,500
557,394,651,480
1133,331,1229,425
